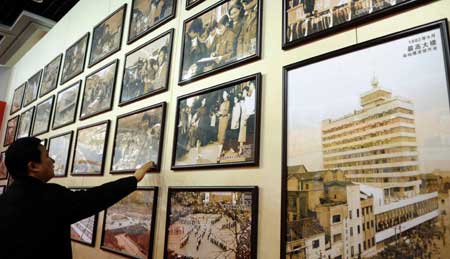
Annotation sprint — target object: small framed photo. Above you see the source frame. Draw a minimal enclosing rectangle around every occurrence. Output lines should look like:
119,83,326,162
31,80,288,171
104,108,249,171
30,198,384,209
164,186,259,259
32,96,54,136
23,70,43,107
3,115,19,147
179,0,262,85
128,0,176,44
120,29,173,106
10,83,26,115
186,0,205,10
172,73,261,170
80,60,118,120
71,120,110,176
60,33,90,85
101,187,158,259
53,81,81,130
0,152,8,180
40,54,63,97
89,4,126,67
70,188,99,246
16,107,35,139
111,102,166,173
49,131,73,177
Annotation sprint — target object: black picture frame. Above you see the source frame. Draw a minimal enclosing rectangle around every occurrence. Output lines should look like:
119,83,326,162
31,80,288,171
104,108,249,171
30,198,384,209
52,80,82,130
119,29,174,106
100,187,159,259
111,102,166,174
88,4,127,68
23,70,43,108
0,151,8,180
69,187,99,246
40,54,63,97
48,131,74,178
164,186,259,259
281,19,450,259
16,106,35,140
71,120,110,176
3,115,19,147
178,0,263,86
172,73,262,170
60,33,90,85
185,0,206,10
10,83,26,115
32,95,55,137
127,0,177,44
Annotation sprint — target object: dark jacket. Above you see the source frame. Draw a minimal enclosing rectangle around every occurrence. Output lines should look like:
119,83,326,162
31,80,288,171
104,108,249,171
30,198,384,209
0,176,138,259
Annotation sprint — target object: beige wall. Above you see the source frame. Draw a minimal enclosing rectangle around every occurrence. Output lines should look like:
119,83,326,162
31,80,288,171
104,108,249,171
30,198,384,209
1,0,450,258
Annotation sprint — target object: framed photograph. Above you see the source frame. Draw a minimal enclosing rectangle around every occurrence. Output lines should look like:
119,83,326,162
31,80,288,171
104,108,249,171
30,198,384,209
53,81,81,130
40,54,63,97
164,186,258,259
179,0,262,85
111,103,166,174
16,107,35,139
80,60,118,120
60,33,90,85
32,96,54,136
10,83,26,115
23,70,42,107
49,131,73,177
172,73,261,170
282,20,450,259
128,0,176,44
0,185,5,195
70,188,99,246
71,120,110,176
3,115,19,147
186,0,206,10
0,152,8,180
101,187,158,259
89,4,126,67
120,29,174,106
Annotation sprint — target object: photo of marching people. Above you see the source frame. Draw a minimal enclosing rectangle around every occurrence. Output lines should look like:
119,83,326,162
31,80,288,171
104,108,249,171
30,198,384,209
186,0,206,10
89,5,126,67
180,0,261,84
53,81,81,129
165,187,258,259
72,121,110,176
121,30,173,105
128,0,176,43
173,74,260,169
32,96,54,136
3,116,19,147
40,54,62,97
0,152,8,180
10,84,25,115
112,103,165,173
23,70,42,107
48,132,73,177
80,60,118,120
70,188,98,246
16,107,34,139
101,188,158,259
61,33,89,84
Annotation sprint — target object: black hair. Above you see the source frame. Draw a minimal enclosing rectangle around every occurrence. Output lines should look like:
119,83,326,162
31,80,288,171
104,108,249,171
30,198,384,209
188,18,204,35
159,46,168,55
5,137,42,179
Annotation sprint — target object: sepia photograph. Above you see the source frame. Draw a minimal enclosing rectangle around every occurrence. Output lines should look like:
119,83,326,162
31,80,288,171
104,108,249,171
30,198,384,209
32,96,54,136
60,33,90,85
40,54,63,97
10,83,25,115
164,187,258,259
71,121,110,176
120,30,173,106
0,152,8,180
89,4,126,67
282,21,450,259
53,81,81,130
23,70,42,107
101,187,158,259
3,116,19,147
70,188,99,246
179,0,261,85
186,0,206,10
16,107,35,139
49,132,73,177
112,103,166,173
172,74,261,169
128,0,176,43
81,60,118,120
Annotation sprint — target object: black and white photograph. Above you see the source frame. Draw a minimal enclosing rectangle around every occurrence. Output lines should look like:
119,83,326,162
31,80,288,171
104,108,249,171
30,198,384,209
32,96,54,136
40,54,63,97
60,33,89,85
49,132,73,177
16,107,35,139
186,0,206,10
3,116,19,147
120,30,173,106
0,152,8,180
173,74,261,169
70,188,99,246
179,0,261,85
53,81,81,130
10,83,25,115
23,70,42,107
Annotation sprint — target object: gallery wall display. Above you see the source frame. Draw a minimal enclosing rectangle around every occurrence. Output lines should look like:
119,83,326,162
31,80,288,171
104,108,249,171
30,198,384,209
111,103,166,174
16,107,35,139
3,116,19,147
89,4,126,68
49,131,73,177
71,120,110,176
101,187,158,259
0,152,8,180
53,80,81,130
120,29,174,106
10,84,25,115
70,188,99,246
164,186,259,259
179,0,262,85
128,0,176,44
23,70,43,107
60,33,90,85
80,60,118,120
32,96,54,136
40,54,63,97
172,73,261,169
282,20,450,259
186,0,205,10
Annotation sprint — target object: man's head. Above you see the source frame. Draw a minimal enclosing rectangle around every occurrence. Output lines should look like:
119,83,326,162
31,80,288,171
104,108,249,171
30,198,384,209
5,137,55,182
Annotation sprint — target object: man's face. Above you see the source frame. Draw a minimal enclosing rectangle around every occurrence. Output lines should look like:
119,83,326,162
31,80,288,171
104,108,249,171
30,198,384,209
30,145,55,182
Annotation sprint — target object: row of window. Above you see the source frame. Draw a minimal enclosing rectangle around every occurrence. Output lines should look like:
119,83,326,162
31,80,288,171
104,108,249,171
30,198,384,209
323,135,417,154
323,146,417,163
324,155,418,169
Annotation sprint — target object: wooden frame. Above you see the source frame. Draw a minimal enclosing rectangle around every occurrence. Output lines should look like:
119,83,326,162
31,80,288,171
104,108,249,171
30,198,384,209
10,83,26,115
60,33,90,85
48,131,74,178
0,151,8,180
23,70,43,108
3,115,19,147
32,95,55,137
16,106,35,139
40,54,63,97
69,187,99,246
52,80,82,130
185,0,206,10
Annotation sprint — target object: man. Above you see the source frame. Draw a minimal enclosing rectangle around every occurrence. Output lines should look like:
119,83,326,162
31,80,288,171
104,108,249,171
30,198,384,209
0,137,155,259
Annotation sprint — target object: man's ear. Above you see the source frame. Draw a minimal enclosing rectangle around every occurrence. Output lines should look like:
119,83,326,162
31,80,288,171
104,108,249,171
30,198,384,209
27,161,39,173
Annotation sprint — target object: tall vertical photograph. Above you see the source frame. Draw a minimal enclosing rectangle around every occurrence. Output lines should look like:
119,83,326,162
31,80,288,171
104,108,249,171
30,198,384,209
16,107,35,139
23,70,42,107
60,33,89,85
32,96,54,136
10,84,25,115
3,116,19,147
53,81,81,130
70,188,99,246
40,54,63,97
49,132,73,177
